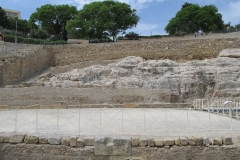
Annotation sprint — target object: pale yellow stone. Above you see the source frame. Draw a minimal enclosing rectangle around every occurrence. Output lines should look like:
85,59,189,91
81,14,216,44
123,103,138,108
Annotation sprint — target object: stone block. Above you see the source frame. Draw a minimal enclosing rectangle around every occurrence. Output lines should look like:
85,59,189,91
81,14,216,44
193,136,203,145
48,136,62,145
9,106,22,110
67,105,80,109
213,138,222,145
77,138,84,147
20,82,33,87
9,134,26,144
148,138,155,147
0,134,10,143
23,104,40,109
0,105,9,110
70,136,78,147
52,101,66,109
83,137,94,146
94,136,131,156
91,104,112,108
187,136,196,146
139,138,148,147
123,102,138,108
175,138,181,146
180,137,188,146
154,139,164,147
203,137,212,146
164,138,174,146
24,135,39,144
61,137,70,146
40,105,52,109
222,136,233,145
131,137,139,147
39,136,48,144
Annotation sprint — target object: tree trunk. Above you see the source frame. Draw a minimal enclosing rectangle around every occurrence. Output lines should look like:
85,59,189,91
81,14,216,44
63,25,68,41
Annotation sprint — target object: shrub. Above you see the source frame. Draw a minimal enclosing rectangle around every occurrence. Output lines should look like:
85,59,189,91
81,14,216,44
52,40,67,45
3,29,26,37
3,35,15,42
89,39,113,43
3,34,66,45
139,35,162,39
174,32,187,37
50,35,63,41
89,39,100,43
30,29,49,39
16,37,24,43
125,32,139,39
180,32,187,36
23,38,35,44
117,36,124,40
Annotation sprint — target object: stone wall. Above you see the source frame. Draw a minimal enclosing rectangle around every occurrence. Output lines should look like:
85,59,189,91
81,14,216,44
0,87,174,106
51,38,240,66
0,133,240,160
0,46,54,87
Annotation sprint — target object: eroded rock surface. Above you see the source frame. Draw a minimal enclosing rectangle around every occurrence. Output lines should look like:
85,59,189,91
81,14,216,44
33,49,240,102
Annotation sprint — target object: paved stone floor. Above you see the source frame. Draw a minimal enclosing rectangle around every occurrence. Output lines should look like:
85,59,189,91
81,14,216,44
0,108,240,141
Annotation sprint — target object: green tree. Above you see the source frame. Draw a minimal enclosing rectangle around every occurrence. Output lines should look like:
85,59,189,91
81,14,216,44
0,7,9,28
29,29,49,39
29,4,77,41
125,32,139,39
165,3,224,35
235,24,240,31
67,1,139,41
67,28,83,39
181,2,192,9
8,18,31,33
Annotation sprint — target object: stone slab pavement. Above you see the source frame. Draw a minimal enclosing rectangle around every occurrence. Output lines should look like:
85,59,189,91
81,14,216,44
0,108,240,141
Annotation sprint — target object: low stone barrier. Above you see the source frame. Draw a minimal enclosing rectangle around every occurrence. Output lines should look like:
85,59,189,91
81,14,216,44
0,133,240,159
0,103,192,110
1,133,238,147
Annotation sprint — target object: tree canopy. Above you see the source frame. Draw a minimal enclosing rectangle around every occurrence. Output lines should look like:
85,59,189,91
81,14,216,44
125,32,139,39
29,4,78,41
181,2,192,9
165,3,224,35
7,18,31,33
0,7,9,28
236,24,240,31
66,0,139,41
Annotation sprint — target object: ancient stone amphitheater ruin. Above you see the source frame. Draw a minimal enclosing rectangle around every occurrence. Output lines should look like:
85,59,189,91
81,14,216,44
1,35,240,106
1,34,240,159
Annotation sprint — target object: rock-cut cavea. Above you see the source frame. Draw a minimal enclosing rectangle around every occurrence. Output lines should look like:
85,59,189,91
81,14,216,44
36,49,240,103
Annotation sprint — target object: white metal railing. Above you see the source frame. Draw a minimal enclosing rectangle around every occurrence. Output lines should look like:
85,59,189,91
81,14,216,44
0,108,239,135
193,97,240,120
